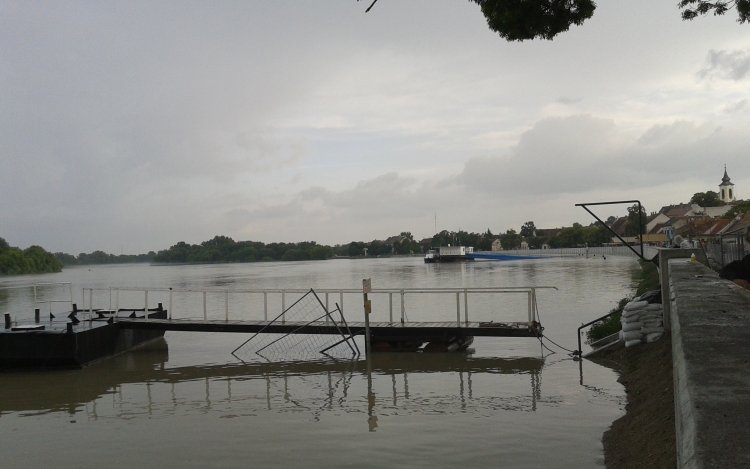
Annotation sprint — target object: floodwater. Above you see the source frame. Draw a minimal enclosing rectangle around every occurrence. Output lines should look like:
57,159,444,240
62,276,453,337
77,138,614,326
0,256,637,468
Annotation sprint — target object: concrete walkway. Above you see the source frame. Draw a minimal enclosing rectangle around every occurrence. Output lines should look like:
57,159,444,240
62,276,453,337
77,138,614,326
669,259,750,468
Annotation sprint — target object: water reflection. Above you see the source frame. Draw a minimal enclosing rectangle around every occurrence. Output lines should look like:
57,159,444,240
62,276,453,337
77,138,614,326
0,341,547,428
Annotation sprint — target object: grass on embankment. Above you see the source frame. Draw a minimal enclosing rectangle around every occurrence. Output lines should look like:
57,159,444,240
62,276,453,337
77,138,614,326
586,260,660,343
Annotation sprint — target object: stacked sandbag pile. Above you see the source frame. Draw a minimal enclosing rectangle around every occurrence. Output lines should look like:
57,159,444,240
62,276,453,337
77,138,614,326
619,297,664,348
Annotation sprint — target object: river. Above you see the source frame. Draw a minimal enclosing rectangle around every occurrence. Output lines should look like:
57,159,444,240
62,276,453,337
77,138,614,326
0,256,637,468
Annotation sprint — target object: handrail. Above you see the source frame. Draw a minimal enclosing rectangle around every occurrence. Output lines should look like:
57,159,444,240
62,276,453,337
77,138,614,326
82,286,557,329
575,309,621,356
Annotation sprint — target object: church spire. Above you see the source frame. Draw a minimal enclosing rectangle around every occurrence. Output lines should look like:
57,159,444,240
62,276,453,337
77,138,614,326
722,164,732,185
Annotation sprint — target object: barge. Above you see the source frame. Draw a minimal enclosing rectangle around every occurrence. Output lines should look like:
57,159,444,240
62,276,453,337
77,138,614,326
0,305,167,369
424,246,475,263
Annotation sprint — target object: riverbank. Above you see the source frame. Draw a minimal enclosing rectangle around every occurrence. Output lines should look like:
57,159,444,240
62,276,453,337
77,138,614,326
593,334,676,469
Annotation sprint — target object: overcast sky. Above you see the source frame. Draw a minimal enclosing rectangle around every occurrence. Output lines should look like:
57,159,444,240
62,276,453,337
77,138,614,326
2,1,749,254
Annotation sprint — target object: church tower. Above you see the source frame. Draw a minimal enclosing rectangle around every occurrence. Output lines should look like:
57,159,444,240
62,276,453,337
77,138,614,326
719,165,735,203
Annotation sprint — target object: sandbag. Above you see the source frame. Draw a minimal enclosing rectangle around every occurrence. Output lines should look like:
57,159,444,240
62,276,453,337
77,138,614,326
623,330,642,341
622,308,646,318
646,332,663,343
642,320,663,328
625,339,642,347
621,314,641,323
645,304,662,311
642,326,664,334
622,321,643,332
624,300,648,311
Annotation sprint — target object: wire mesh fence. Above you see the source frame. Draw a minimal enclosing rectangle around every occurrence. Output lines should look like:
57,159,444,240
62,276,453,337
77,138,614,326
232,289,359,363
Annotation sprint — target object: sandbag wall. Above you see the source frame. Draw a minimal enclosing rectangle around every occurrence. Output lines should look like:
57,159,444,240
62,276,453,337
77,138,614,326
620,294,664,347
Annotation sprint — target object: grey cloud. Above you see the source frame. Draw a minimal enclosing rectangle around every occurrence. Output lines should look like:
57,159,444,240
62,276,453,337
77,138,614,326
700,49,750,81
556,97,583,104
725,99,748,114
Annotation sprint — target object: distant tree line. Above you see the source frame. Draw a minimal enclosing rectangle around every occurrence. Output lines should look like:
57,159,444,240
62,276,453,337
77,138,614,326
153,236,335,263
53,250,157,266
0,237,63,275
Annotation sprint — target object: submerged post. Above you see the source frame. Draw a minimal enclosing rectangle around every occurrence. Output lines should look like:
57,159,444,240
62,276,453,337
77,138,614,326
363,278,372,356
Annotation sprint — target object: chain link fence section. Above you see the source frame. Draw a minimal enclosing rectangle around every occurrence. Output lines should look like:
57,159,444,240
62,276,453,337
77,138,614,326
232,289,359,362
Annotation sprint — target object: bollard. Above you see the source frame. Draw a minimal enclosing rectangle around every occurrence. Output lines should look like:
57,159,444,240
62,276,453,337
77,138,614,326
72,303,78,313
4,313,10,329
66,322,73,334
35,308,40,323
158,302,163,311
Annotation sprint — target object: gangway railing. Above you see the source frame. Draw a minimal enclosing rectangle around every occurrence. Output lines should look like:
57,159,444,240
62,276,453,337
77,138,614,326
81,286,557,329
0,283,73,317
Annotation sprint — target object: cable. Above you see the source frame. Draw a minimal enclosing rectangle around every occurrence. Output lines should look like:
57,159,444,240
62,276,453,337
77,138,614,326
534,299,578,356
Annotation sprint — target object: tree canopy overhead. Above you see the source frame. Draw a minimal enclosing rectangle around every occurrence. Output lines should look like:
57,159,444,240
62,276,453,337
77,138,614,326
469,0,596,41
362,1,749,41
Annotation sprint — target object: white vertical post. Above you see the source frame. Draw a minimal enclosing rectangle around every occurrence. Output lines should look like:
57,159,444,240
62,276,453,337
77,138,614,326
68,283,73,313
168,289,173,320
282,291,286,323
114,288,119,323
225,291,229,321
389,292,393,324
464,289,469,326
456,292,461,327
263,292,268,321
527,290,533,327
400,290,405,324
144,290,149,322
203,291,207,321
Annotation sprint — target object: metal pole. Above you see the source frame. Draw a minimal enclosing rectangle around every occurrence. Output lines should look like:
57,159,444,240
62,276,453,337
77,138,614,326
225,291,229,321
400,290,405,324
363,279,372,357
89,289,94,323
144,290,149,322
527,291,532,327
203,291,207,321
325,293,330,325
340,291,344,316
264,292,268,321
389,292,393,324
69,283,73,313
464,289,469,326
168,289,172,320
282,291,286,323
456,292,461,326
114,289,119,322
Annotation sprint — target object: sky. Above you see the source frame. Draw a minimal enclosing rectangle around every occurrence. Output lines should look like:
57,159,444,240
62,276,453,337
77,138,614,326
2,1,749,254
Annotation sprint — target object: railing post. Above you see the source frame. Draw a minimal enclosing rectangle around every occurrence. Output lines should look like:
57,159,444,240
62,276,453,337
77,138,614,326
68,283,73,314
144,290,149,322
464,289,469,326
263,292,268,321
168,289,173,320
225,291,229,321
400,290,405,324
527,290,533,327
115,288,120,323
325,293,330,325
340,291,344,316
203,291,207,321
89,289,94,323
456,292,461,327
282,291,286,323
389,292,393,325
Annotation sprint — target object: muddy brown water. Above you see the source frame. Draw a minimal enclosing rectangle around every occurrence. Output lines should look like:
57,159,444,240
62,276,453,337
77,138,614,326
0,256,636,468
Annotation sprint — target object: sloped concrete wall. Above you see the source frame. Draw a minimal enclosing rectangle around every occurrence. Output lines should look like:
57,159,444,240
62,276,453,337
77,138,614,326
668,260,750,468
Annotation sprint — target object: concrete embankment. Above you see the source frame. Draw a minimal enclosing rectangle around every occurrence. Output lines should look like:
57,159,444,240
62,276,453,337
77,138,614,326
668,259,750,468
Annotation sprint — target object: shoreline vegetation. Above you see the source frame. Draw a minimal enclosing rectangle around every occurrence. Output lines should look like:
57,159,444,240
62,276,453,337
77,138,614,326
48,222,615,270
0,237,62,276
